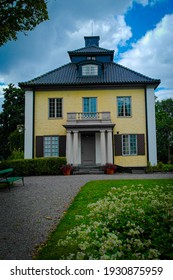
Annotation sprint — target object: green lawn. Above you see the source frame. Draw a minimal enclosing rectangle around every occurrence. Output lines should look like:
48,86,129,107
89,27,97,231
35,179,173,260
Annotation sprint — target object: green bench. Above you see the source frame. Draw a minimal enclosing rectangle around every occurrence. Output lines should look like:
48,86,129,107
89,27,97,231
0,168,24,191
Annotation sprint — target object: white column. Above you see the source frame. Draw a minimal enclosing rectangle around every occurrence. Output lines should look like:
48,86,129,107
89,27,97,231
24,90,34,159
100,130,106,165
66,131,72,164
107,129,113,163
146,86,157,165
73,130,79,166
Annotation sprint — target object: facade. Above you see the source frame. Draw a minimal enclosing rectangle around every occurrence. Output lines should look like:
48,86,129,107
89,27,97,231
20,36,160,168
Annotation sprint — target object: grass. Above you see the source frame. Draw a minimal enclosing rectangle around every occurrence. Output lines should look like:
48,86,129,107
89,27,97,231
35,179,173,260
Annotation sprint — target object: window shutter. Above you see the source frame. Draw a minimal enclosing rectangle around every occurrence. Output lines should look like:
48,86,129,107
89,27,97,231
59,136,66,157
137,134,145,155
36,136,43,157
114,134,122,156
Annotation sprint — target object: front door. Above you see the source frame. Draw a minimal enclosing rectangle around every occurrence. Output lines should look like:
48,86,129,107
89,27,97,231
81,133,95,165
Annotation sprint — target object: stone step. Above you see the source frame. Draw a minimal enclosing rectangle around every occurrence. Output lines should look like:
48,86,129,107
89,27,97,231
74,170,104,175
73,165,104,175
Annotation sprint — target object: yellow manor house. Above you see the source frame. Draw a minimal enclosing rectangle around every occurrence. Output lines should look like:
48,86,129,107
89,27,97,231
19,36,160,170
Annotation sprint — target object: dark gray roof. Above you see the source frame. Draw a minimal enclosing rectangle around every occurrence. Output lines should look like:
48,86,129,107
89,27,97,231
68,45,114,55
19,61,160,88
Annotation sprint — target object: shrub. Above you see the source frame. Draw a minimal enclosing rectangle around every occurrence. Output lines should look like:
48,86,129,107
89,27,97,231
8,148,24,160
146,162,173,173
0,157,66,176
163,164,173,172
57,183,173,260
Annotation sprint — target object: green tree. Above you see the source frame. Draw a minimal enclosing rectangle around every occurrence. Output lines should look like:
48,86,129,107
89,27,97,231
8,128,24,153
0,84,24,159
0,0,49,46
155,98,173,163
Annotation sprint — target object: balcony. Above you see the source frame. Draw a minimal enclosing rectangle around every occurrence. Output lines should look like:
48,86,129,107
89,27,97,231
67,112,111,124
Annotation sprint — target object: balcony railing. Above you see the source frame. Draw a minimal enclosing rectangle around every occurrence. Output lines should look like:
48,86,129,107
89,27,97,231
77,112,100,119
67,112,111,123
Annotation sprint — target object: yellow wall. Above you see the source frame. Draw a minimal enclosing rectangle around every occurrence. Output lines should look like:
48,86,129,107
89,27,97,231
34,88,147,166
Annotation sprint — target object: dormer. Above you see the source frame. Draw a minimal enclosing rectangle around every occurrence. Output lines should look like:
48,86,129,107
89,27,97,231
78,60,103,77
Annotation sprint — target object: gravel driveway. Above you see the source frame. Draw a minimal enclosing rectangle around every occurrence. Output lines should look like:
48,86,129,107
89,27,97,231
0,173,173,260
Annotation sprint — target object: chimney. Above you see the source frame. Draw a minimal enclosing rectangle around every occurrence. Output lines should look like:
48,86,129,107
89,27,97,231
84,36,100,47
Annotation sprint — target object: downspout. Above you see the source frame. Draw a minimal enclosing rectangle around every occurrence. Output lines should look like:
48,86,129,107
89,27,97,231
145,86,149,164
32,89,35,158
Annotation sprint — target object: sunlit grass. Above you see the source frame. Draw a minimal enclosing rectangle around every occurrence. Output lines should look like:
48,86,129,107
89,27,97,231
35,179,173,260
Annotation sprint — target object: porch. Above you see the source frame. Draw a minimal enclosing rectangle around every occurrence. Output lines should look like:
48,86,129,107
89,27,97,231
64,111,115,166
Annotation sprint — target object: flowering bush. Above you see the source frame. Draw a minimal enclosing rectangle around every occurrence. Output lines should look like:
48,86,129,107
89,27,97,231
57,183,173,260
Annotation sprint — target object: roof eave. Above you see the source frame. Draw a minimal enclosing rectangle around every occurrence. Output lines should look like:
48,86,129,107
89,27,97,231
68,50,114,60
19,80,161,91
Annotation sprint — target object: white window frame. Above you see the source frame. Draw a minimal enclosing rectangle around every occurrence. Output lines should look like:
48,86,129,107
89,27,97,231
44,136,59,157
122,134,137,156
82,64,98,76
117,96,131,117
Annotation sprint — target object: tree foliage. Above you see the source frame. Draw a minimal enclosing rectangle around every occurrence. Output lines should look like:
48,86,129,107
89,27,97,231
0,0,49,46
0,84,24,159
8,129,24,153
155,98,173,163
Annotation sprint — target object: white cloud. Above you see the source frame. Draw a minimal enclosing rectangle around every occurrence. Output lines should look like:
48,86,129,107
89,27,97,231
67,16,132,55
0,0,137,87
135,0,166,6
0,76,8,97
0,84,7,98
135,0,149,6
119,14,173,99
155,89,173,100
0,0,171,101
0,87,4,98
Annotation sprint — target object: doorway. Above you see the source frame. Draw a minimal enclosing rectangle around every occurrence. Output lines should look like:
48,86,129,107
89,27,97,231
81,133,95,165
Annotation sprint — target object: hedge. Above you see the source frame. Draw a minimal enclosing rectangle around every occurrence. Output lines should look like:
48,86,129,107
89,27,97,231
146,162,173,173
0,157,66,176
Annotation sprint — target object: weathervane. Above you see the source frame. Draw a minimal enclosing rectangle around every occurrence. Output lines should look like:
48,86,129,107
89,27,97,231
92,20,94,36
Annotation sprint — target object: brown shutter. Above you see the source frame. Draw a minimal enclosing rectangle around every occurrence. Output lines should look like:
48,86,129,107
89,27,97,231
137,134,145,155
36,136,43,157
114,134,122,156
59,136,66,157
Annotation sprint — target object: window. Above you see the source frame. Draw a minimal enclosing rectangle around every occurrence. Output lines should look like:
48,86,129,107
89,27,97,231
82,64,98,76
122,134,137,155
49,98,62,118
87,57,96,60
44,136,59,157
83,97,97,118
117,97,131,117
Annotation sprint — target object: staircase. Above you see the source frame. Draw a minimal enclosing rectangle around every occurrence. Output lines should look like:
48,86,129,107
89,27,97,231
73,165,104,175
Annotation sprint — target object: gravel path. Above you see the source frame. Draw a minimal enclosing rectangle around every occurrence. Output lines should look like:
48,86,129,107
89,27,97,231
0,173,173,260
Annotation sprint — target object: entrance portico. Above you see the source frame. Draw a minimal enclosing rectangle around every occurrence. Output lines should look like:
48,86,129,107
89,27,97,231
65,128,114,166
64,111,115,166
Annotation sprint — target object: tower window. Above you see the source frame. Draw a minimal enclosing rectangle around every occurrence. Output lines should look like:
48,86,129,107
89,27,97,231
87,57,96,60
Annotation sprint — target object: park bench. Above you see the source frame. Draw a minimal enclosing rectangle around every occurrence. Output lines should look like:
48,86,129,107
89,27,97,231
0,168,24,191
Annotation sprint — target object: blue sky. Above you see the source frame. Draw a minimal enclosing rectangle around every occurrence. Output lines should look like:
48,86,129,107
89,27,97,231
0,0,173,106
